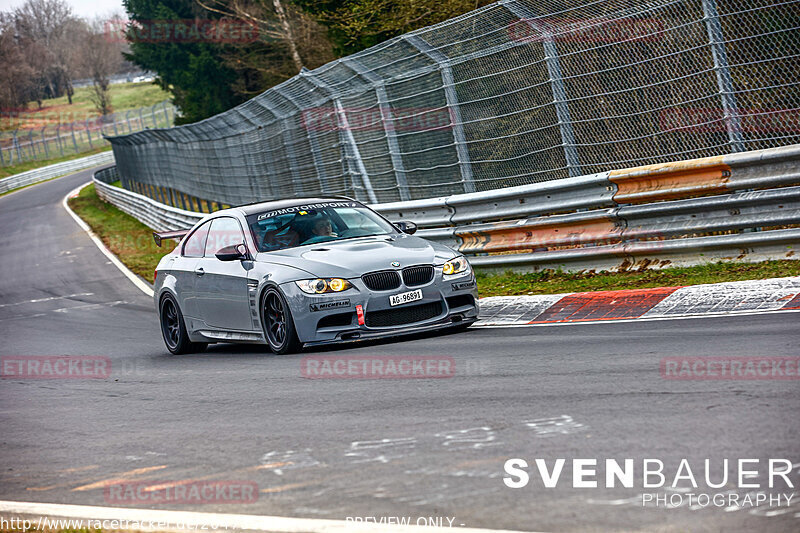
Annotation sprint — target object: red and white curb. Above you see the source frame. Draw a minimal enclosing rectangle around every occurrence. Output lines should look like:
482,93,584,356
476,276,800,326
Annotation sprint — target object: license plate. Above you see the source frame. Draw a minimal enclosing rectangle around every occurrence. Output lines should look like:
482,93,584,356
389,289,423,306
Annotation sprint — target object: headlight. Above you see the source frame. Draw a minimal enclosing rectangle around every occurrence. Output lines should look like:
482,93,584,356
295,278,353,294
442,256,470,277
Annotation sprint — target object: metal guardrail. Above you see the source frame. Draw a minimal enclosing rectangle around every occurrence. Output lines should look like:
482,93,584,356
0,151,115,194
94,144,800,272
106,0,800,206
94,166,206,231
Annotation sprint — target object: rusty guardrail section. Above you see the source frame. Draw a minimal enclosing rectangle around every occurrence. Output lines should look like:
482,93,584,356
94,144,800,272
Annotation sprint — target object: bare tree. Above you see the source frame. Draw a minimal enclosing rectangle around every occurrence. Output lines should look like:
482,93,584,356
81,19,121,116
12,0,80,103
196,0,304,73
0,17,38,113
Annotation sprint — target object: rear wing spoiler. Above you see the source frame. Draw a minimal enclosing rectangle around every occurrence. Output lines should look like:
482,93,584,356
153,229,190,247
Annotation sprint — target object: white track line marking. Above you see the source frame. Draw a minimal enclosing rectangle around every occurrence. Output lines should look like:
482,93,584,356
0,500,539,533
0,293,93,308
62,182,154,298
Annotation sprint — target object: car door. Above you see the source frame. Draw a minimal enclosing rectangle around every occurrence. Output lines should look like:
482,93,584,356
174,220,212,320
194,216,253,331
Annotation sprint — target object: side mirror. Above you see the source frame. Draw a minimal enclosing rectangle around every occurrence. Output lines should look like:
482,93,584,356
215,243,249,261
394,220,417,235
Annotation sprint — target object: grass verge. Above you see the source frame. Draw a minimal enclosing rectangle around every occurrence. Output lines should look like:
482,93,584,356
476,260,800,296
2,82,171,132
69,184,800,296
68,183,169,281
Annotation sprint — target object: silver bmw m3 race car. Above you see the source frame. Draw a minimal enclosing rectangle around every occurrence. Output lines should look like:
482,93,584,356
153,197,479,354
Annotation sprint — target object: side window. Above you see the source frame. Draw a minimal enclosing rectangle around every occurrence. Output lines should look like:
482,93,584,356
182,222,211,258
205,217,245,257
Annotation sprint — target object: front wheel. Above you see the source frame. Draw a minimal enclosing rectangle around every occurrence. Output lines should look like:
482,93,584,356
261,287,302,354
159,294,207,355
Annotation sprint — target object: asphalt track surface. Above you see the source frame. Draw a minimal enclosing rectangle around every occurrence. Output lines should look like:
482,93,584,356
1,168,799,533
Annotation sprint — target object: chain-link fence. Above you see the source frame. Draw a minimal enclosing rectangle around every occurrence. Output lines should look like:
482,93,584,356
107,0,800,207
0,101,174,167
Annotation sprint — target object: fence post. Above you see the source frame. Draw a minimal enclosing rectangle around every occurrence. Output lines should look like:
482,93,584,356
151,104,158,128
701,0,745,153
41,126,49,158
125,110,133,133
259,98,304,197
335,99,379,203
70,123,79,153
13,130,23,163
343,57,411,201
234,105,276,200
300,70,379,203
274,83,330,196
28,130,36,159
501,0,582,177
404,34,476,193
85,119,93,149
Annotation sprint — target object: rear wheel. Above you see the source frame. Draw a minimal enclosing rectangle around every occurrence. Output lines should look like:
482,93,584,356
159,294,207,355
261,287,301,354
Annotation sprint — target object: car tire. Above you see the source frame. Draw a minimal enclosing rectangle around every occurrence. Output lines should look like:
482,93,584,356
261,287,302,355
159,294,208,355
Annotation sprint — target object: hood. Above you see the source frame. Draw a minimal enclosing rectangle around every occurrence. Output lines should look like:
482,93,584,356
255,233,457,278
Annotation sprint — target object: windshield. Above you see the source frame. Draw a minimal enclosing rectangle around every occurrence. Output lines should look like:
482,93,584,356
246,201,398,252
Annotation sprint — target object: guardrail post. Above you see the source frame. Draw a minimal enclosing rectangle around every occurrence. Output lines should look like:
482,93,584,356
701,0,745,153
501,0,582,177
178,190,188,210
405,34,476,193
343,57,411,201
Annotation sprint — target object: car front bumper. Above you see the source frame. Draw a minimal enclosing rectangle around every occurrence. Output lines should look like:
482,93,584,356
280,269,479,345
